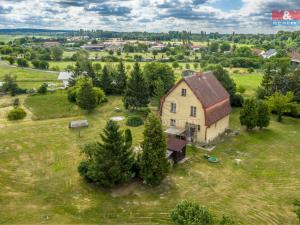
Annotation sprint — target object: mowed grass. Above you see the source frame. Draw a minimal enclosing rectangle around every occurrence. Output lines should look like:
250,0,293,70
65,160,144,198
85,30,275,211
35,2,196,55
0,64,58,81
24,91,84,120
0,93,300,224
0,35,24,43
0,63,59,89
230,70,263,97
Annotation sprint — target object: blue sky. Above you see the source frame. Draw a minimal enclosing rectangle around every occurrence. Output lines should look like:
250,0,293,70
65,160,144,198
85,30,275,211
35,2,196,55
0,0,300,33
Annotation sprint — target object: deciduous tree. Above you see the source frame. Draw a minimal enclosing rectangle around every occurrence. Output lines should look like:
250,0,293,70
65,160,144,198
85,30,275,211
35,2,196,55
267,92,295,122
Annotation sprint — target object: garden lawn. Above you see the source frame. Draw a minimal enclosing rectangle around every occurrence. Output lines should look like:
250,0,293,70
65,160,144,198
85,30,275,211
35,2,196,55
0,63,59,88
0,94,299,224
24,91,84,120
0,64,58,82
230,70,263,97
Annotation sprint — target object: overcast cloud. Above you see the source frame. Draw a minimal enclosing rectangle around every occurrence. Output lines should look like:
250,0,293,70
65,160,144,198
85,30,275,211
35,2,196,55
0,0,300,33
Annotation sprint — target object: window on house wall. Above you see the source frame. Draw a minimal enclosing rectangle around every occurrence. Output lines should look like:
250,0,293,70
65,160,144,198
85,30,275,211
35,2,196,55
198,125,201,131
170,119,176,127
190,106,197,117
171,103,176,113
181,88,187,96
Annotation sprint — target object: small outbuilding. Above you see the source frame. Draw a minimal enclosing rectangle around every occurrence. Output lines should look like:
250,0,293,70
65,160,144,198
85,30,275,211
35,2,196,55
261,49,277,59
58,71,74,88
69,120,89,129
167,136,187,163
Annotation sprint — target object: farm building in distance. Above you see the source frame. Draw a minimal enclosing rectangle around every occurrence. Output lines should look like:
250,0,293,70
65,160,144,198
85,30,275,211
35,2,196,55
43,41,61,48
58,71,74,88
261,49,277,59
81,44,105,51
160,71,231,143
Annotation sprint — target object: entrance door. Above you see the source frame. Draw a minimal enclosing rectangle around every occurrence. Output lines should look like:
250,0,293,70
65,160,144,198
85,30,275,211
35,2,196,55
185,123,197,143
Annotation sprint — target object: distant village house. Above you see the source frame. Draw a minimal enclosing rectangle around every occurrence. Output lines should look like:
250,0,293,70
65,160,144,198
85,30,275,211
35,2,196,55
261,49,277,59
58,71,74,88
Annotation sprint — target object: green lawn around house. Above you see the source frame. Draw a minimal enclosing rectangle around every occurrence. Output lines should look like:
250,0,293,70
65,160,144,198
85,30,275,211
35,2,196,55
0,93,299,224
230,69,263,97
24,91,84,120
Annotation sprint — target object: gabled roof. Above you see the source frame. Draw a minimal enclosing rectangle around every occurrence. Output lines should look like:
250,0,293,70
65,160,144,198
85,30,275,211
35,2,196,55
58,71,74,80
262,49,277,58
184,71,229,108
160,71,231,126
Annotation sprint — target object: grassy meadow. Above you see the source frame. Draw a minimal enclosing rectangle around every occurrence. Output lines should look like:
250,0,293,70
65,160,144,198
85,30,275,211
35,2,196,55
0,93,299,224
0,53,298,224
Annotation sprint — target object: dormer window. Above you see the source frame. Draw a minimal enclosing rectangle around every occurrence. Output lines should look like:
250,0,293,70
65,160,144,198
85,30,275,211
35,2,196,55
181,88,187,96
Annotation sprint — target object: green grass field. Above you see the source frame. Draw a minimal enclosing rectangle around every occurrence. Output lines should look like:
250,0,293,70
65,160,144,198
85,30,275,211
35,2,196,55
0,63,59,89
0,58,298,224
0,93,299,224
24,91,84,120
230,69,263,97
0,35,24,43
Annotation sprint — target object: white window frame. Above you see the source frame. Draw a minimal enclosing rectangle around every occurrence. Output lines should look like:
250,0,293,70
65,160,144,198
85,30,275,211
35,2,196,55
171,103,176,113
191,106,197,117
181,88,187,96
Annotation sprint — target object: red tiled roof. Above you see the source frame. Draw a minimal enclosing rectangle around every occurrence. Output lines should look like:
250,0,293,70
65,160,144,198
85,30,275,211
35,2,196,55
160,71,231,126
167,137,187,152
184,71,229,108
184,72,231,126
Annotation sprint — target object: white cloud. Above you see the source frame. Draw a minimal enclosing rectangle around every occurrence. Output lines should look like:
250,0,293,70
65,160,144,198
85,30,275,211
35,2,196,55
0,0,299,33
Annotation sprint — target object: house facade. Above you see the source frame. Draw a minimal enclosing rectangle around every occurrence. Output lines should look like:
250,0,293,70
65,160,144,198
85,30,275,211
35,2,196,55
160,71,231,143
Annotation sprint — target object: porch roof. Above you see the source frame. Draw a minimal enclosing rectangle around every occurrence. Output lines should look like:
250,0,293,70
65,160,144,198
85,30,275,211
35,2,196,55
164,127,186,136
167,137,187,152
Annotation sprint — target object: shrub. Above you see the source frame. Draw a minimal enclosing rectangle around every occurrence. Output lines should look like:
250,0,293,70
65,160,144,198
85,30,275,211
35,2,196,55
67,86,78,102
171,201,214,225
7,107,27,120
51,66,60,71
220,215,235,225
237,85,246,94
17,58,29,67
126,116,144,127
248,68,255,73
286,103,300,118
231,94,244,107
37,83,48,94
138,107,151,117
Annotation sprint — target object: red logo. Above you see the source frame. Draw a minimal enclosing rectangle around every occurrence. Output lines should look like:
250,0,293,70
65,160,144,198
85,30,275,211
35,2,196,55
272,10,300,20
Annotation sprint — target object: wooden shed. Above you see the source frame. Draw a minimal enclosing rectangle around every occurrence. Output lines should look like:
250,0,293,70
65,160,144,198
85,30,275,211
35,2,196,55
69,120,89,129
167,137,187,163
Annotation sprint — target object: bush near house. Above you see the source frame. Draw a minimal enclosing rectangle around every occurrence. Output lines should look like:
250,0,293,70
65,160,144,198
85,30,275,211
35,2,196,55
126,116,144,127
171,201,214,225
7,107,27,120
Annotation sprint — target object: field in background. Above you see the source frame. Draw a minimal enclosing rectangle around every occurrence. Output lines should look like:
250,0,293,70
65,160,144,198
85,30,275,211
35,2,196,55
0,62,60,89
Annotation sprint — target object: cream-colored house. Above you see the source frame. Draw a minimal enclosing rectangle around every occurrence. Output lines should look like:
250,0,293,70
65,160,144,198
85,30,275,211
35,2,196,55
160,71,231,143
